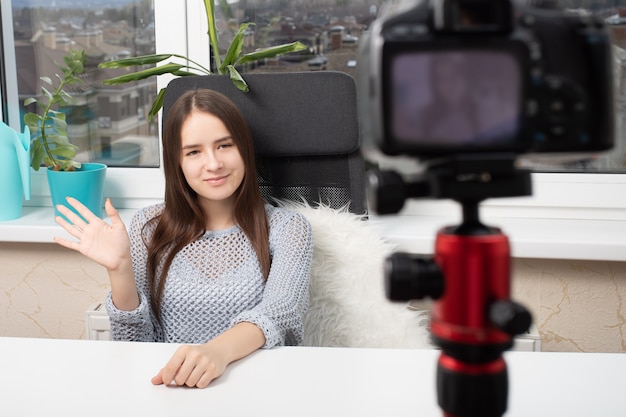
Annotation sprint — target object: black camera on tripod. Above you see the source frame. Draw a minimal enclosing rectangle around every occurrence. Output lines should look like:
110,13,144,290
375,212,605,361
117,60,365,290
360,0,614,160
359,1,615,416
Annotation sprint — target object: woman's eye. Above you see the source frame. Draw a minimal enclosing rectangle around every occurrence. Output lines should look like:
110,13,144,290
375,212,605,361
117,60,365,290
186,150,199,156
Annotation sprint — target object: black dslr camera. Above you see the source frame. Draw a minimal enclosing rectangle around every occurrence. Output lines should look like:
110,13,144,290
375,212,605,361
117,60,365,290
360,3,615,415
359,0,614,158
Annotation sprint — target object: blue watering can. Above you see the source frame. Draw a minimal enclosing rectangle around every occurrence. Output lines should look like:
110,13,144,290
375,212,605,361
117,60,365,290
0,121,31,221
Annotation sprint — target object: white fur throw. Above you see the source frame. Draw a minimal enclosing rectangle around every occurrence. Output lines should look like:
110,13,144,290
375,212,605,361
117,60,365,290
278,201,432,349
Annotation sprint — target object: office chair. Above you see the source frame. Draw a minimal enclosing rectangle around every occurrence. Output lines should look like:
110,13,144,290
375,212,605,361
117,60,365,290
161,71,366,215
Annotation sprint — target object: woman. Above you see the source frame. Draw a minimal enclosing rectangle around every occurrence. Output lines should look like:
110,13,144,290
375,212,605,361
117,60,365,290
54,89,313,388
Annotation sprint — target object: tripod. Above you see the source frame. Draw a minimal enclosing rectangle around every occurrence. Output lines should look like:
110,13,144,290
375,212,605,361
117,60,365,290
371,155,533,417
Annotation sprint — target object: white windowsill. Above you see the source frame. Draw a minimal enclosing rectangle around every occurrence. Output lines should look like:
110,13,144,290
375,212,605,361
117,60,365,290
368,171,626,262
0,206,137,243
370,214,626,262
1,170,625,262
1,205,624,262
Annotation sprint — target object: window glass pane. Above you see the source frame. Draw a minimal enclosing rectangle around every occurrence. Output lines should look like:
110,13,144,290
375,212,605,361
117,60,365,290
220,0,625,173
12,0,159,168
224,1,374,81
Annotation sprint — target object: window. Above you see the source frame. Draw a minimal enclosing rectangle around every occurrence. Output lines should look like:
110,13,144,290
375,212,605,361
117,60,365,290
2,1,624,258
11,1,159,167
0,0,191,210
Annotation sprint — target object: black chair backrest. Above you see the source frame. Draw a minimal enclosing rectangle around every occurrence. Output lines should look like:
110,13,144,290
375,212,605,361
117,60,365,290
162,71,366,215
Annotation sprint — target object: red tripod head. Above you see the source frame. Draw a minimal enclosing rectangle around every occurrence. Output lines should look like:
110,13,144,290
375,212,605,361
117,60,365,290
385,217,531,417
378,157,532,417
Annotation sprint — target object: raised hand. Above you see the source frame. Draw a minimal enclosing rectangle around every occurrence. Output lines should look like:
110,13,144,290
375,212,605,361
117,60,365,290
54,197,131,273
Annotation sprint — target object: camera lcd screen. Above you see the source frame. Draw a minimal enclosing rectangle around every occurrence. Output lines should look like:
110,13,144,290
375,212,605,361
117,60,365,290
390,50,522,149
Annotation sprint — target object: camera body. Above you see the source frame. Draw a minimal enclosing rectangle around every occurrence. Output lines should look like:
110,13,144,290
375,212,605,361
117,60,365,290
359,0,614,158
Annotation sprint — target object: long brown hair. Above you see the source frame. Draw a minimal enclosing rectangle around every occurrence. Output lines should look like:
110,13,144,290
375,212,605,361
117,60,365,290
145,89,271,320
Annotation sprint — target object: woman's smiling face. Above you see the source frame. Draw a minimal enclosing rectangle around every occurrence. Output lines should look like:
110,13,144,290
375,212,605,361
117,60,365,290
179,110,245,212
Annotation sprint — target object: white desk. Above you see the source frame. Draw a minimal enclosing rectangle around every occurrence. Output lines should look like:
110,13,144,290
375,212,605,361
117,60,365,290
1,337,624,416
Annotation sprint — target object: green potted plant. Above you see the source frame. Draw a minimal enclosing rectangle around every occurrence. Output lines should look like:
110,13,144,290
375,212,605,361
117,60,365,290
24,49,107,219
98,0,308,121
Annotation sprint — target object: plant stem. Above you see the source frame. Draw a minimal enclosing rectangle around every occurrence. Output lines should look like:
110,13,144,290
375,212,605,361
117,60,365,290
40,105,57,169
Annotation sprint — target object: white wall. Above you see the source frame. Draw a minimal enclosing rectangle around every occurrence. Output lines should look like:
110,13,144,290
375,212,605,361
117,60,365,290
0,243,109,339
1,242,625,352
512,258,626,353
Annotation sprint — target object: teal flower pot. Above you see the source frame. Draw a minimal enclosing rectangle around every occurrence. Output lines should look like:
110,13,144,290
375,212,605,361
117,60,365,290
47,163,107,220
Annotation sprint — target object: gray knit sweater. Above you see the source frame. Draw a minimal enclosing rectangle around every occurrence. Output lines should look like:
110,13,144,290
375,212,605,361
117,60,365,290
105,203,313,348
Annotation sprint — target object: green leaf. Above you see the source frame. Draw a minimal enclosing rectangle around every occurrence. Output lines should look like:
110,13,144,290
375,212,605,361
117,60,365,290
49,110,66,120
31,145,44,171
102,63,185,85
220,23,254,71
63,54,72,67
40,76,53,86
46,133,64,144
50,116,67,130
52,146,78,159
31,140,42,152
41,86,53,100
148,88,167,123
226,66,249,92
58,160,81,171
98,54,174,69
236,41,308,65
62,49,85,76
63,75,80,85
24,112,41,128
50,95,64,107
48,133,71,146
23,97,37,106
59,90,74,105
171,70,198,77
204,0,220,70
